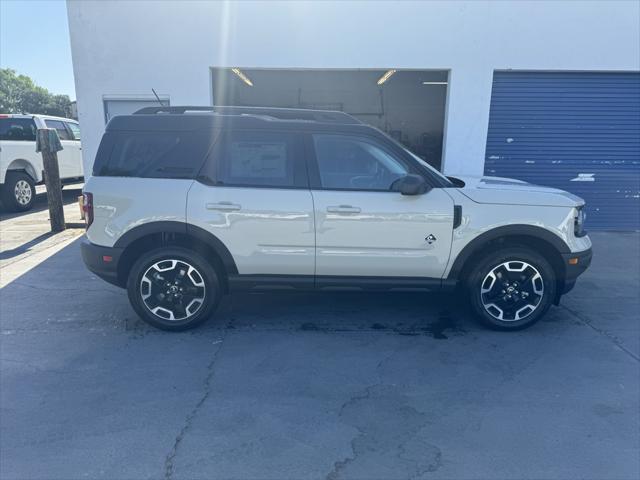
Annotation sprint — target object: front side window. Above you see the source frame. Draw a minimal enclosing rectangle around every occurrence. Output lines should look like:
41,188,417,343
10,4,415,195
66,122,81,141
93,131,213,178
44,120,72,140
312,134,409,191
0,118,36,141
209,131,300,188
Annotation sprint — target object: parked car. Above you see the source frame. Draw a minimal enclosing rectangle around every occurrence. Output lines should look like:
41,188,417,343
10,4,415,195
0,114,84,211
81,106,592,332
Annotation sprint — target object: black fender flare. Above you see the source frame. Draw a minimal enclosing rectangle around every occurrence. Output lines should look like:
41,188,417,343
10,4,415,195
447,224,570,279
113,221,238,275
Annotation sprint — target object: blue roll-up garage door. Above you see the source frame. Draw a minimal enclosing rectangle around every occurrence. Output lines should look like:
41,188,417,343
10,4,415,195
485,72,640,230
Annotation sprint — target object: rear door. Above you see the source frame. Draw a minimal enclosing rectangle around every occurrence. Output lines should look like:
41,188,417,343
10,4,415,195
307,132,454,279
187,129,315,278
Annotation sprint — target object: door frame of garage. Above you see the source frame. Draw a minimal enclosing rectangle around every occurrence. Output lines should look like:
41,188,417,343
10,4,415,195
102,94,171,124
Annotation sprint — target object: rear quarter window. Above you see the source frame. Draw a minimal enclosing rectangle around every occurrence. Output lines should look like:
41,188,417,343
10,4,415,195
0,118,37,141
93,131,214,179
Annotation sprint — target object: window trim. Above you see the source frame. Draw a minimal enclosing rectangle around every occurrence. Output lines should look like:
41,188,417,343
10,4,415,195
305,131,436,193
197,128,309,190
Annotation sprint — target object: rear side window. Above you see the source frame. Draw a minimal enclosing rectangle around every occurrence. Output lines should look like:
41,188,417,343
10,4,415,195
93,131,214,179
44,120,72,140
0,118,36,141
201,130,305,188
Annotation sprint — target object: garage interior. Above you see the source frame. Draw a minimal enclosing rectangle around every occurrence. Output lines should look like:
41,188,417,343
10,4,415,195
211,68,449,171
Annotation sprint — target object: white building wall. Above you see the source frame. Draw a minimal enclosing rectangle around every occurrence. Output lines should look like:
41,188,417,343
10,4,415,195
67,0,640,176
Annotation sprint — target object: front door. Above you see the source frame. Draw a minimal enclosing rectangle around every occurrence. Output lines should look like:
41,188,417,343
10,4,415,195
308,133,454,279
64,121,84,177
187,129,315,277
44,119,79,179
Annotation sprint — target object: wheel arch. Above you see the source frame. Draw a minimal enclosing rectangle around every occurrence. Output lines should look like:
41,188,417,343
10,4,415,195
3,159,39,184
449,225,569,289
114,221,238,290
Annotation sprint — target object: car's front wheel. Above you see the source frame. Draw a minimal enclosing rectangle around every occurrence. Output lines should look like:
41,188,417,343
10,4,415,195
467,247,557,330
1,171,35,212
127,247,221,331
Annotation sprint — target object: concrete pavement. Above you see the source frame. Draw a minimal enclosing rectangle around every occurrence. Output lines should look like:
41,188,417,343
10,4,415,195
0,184,84,287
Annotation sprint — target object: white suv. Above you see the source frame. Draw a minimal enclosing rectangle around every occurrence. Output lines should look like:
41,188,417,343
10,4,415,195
81,106,592,331
0,114,84,211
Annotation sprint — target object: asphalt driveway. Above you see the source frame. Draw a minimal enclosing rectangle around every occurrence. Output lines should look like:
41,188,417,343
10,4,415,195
0,231,638,480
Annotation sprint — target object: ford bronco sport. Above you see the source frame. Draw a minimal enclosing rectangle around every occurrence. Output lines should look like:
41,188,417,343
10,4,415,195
81,106,592,331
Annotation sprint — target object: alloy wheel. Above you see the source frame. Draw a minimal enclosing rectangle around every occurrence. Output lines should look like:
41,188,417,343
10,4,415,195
140,259,206,321
14,180,32,206
480,261,544,322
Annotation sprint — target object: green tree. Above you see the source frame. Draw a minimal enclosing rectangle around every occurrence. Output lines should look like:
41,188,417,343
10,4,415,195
0,69,72,117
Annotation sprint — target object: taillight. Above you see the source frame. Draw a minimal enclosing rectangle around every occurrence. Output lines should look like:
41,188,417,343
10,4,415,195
82,192,94,229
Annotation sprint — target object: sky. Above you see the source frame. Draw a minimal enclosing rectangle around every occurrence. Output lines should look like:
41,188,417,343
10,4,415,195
1,0,76,99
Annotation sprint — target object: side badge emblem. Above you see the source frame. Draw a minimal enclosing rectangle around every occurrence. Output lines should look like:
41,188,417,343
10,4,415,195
425,234,437,244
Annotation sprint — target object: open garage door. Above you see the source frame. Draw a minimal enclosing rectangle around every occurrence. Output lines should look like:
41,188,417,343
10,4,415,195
211,68,448,170
485,72,640,230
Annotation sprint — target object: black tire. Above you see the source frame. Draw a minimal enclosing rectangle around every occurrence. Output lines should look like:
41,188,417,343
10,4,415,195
467,247,557,331
1,171,35,212
127,247,221,331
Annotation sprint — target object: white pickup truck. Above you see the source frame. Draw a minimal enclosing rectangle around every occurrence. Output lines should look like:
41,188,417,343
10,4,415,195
0,114,84,211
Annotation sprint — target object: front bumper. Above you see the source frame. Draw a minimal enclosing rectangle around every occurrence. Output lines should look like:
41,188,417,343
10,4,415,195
80,237,124,288
560,247,592,294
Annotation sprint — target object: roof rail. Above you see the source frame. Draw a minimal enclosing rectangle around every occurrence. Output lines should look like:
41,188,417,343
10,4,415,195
133,105,362,124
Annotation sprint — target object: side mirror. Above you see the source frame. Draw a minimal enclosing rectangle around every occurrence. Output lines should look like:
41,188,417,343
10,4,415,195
394,174,431,195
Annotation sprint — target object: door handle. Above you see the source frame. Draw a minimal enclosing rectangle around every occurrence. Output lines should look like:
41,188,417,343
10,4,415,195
327,205,361,214
206,202,241,211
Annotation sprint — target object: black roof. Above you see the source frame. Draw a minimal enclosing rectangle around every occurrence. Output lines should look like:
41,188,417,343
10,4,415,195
106,105,375,134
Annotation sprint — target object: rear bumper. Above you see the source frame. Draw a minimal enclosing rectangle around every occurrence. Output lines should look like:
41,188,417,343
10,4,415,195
80,237,124,288
560,247,592,294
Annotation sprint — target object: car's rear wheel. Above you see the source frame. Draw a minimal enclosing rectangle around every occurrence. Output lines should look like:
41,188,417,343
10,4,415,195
1,171,35,212
127,247,221,331
467,247,557,330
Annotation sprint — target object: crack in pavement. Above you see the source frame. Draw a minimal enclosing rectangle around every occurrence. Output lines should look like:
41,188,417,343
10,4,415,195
561,304,639,363
163,329,230,480
325,384,376,480
326,345,441,480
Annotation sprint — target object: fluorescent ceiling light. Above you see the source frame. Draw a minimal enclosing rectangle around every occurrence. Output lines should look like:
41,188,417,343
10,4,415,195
231,68,254,86
376,69,396,85
422,81,448,85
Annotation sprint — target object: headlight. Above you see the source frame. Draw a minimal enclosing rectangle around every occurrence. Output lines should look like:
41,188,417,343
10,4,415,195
574,207,587,237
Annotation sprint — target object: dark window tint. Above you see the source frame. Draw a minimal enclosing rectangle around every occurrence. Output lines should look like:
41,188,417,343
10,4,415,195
207,131,302,188
44,120,72,140
93,131,213,179
0,118,36,141
312,134,408,191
